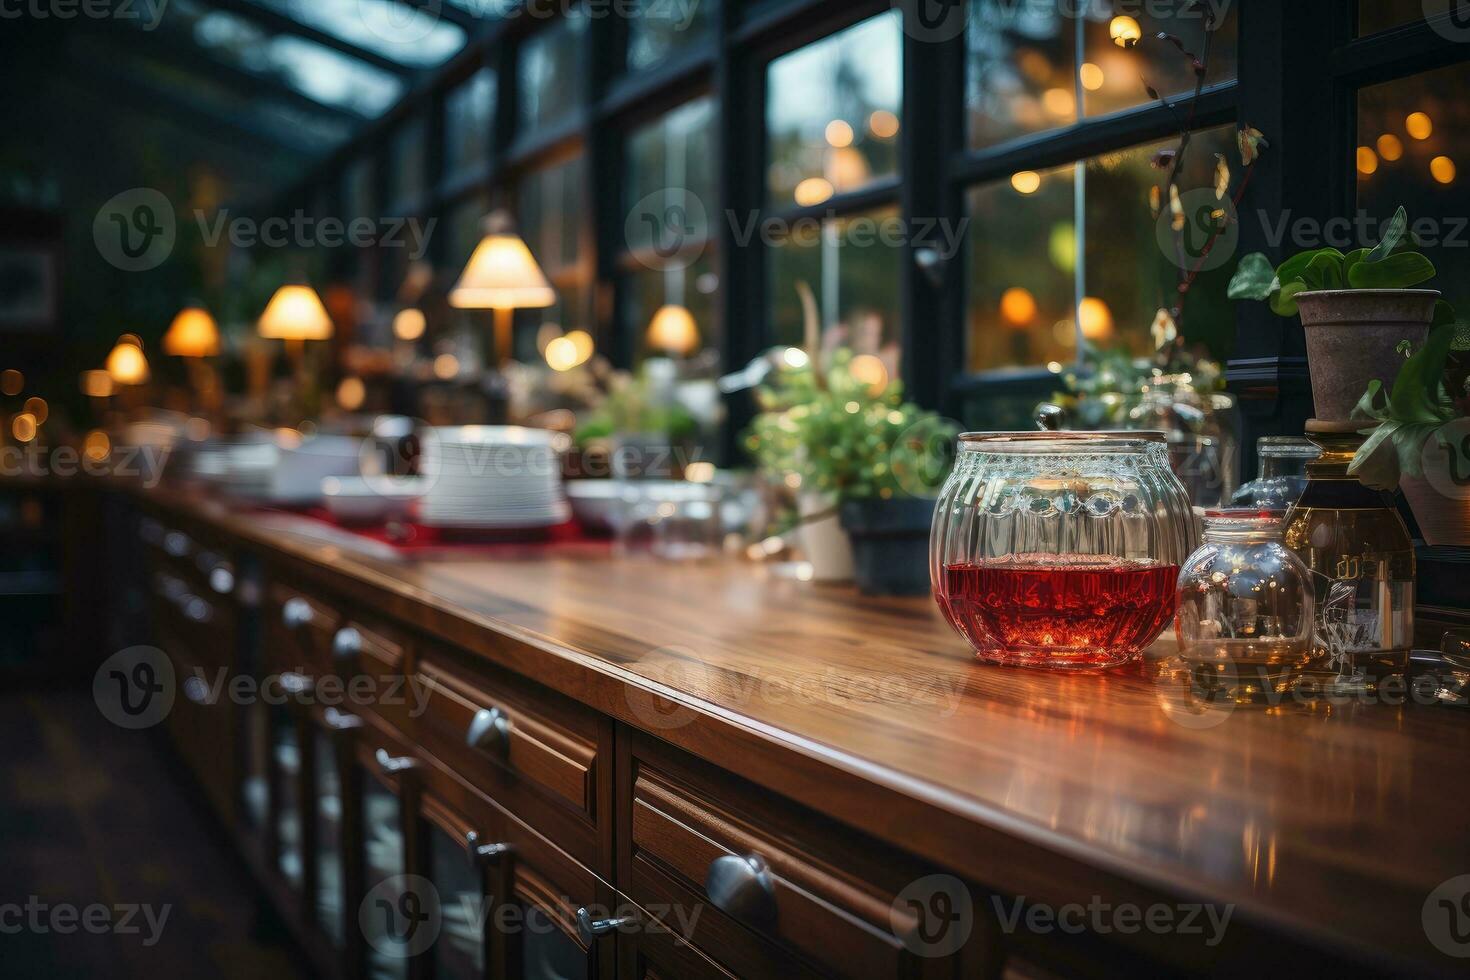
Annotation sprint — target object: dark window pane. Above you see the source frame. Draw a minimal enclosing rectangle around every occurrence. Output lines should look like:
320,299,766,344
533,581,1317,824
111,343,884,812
517,154,589,351
625,97,716,254
621,252,721,359
967,125,1236,372
1079,2,1237,118
243,0,466,67
344,158,374,222
517,10,588,135
519,905,587,980
627,0,713,72
766,12,902,208
1359,64,1470,311
1358,0,1429,35
314,729,344,948
444,194,490,273
769,206,903,373
429,821,484,980
445,68,496,181
362,773,406,980
272,707,302,887
391,116,428,208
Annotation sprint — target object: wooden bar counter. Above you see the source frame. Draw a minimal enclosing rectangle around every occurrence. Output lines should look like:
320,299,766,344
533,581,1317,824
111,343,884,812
126,485,1470,979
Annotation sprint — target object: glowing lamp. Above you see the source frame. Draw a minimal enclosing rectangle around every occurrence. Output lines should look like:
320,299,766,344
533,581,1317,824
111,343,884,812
449,214,556,366
106,340,150,385
164,306,220,358
646,305,700,357
258,285,334,342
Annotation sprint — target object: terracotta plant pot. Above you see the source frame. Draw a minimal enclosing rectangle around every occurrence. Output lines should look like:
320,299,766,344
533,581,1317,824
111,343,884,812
1295,289,1439,421
1400,475,1470,547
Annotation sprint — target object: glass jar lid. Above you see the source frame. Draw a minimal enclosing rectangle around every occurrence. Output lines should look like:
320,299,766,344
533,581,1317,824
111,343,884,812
959,431,1168,453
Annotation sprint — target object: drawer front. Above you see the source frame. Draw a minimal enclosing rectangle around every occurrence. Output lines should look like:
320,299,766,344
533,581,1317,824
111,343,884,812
265,581,339,676
329,611,415,729
624,735,971,979
411,647,611,873
166,645,235,821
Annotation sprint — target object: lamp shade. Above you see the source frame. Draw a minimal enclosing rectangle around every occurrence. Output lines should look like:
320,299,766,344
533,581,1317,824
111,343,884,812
163,306,220,357
646,304,700,356
258,285,334,340
449,233,556,310
106,341,150,385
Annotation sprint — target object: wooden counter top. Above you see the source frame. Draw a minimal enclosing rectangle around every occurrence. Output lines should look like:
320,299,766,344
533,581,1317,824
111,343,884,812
141,487,1469,975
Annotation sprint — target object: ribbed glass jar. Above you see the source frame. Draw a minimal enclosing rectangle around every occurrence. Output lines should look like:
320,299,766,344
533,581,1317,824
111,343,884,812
931,432,1194,669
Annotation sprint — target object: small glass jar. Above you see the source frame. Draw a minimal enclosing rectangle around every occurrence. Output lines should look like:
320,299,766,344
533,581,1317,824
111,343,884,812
1230,436,1320,511
1174,510,1318,701
931,432,1194,669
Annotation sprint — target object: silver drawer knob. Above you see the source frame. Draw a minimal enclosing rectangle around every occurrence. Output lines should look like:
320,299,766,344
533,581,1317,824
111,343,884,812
332,627,362,661
323,707,362,732
705,853,776,925
374,747,419,775
282,597,312,630
575,907,632,945
466,707,510,754
465,831,511,867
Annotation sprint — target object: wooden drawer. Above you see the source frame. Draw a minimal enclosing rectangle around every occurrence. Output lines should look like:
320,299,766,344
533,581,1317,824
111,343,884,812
265,580,340,675
329,610,415,729
621,733,976,979
167,644,235,822
410,643,613,874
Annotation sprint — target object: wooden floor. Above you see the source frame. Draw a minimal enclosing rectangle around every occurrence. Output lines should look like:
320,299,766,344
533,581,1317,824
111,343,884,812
0,690,310,980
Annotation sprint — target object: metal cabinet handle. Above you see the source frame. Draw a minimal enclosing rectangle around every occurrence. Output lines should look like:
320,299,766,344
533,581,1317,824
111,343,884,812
163,531,191,557
332,627,362,661
208,565,235,596
282,597,312,630
374,747,419,775
279,672,314,697
705,853,776,925
575,907,633,945
182,595,212,624
323,707,362,732
466,707,510,754
464,831,511,867
181,675,212,706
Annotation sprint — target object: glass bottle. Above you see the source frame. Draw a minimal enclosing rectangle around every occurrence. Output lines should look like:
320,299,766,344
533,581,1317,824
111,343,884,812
1231,436,1320,510
1282,421,1415,692
1175,510,1317,702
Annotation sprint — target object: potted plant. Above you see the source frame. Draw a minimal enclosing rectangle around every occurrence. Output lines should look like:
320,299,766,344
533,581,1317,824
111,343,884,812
1348,310,1470,546
574,365,699,479
1228,207,1441,421
746,349,957,594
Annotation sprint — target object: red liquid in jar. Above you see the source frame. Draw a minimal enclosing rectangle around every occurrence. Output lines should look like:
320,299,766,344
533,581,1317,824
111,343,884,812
938,555,1179,667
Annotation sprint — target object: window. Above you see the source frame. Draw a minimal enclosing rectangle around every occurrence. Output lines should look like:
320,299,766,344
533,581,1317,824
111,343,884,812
444,193,490,273
626,0,713,73
1357,0,1428,36
444,68,496,182
243,0,465,67
766,12,903,208
1358,62,1470,311
517,154,590,356
516,9,589,136
622,97,719,358
389,116,428,210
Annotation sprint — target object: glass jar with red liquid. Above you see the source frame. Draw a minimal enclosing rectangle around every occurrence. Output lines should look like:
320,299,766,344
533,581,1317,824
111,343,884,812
931,432,1194,669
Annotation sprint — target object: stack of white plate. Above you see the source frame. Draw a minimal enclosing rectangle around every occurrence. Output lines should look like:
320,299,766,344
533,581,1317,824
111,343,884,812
418,426,570,530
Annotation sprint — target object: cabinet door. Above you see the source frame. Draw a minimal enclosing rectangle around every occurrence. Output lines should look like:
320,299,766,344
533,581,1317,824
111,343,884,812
268,699,308,894
419,792,496,980
313,707,364,953
357,736,415,980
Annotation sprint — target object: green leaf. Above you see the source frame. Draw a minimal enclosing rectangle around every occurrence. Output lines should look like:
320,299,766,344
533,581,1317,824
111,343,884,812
1347,251,1436,289
1349,420,1404,490
1351,379,1390,422
1271,280,1310,317
1389,322,1458,424
1341,248,1370,284
1433,299,1457,329
1393,422,1444,479
1304,251,1346,290
1275,247,1343,289
1365,206,1408,263
1227,252,1278,301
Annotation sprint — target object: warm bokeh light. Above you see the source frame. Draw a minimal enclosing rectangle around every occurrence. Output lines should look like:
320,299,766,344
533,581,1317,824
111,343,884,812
1406,111,1433,140
1078,297,1115,341
1377,134,1404,161
393,308,427,341
646,304,700,356
1011,171,1042,194
782,347,810,369
106,341,150,385
868,110,899,140
83,430,111,462
824,119,854,148
433,354,460,380
565,329,594,365
1042,87,1076,118
1357,146,1379,175
81,370,114,398
545,336,580,372
258,285,334,340
1431,155,1457,184
685,461,716,484
0,369,22,396
1000,287,1039,327
849,354,889,394
794,176,835,206
163,306,220,357
336,376,366,411
274,427,303,450
825,147,870,192
11,413,37,443
1109,15,1142,46
23,397,47,424
1079,63,1105,91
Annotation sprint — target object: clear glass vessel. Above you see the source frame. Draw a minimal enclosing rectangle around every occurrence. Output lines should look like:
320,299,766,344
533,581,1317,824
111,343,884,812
931,432,1195,669
1231,436,1320,511
1283,422,1415,692
1174,510,1318,701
